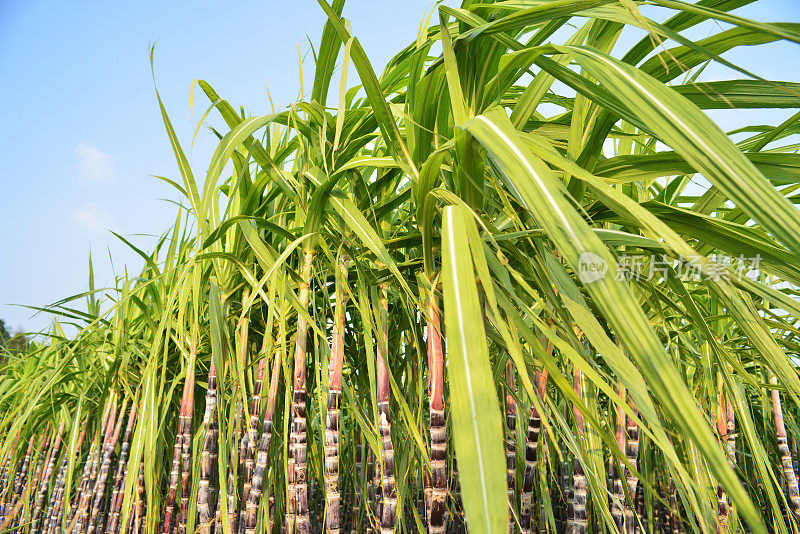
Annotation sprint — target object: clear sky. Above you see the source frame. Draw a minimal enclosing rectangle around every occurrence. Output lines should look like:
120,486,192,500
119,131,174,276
0,0,799,336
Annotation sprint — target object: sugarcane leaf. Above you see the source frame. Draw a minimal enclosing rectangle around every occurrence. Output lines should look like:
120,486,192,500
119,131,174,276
441,204,507,534
461,107,763,531
561,44,800,258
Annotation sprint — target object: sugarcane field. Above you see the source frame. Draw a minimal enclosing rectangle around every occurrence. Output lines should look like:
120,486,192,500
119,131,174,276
3,0,800,533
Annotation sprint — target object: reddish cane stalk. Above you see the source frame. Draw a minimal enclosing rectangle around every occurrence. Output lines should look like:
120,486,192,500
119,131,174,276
375,285,397,534
325,253,348,534
426,289,446,534
163,354,196,534
772,375,800,524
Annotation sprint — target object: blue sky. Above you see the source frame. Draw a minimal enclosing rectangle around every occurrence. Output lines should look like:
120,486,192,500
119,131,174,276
0,0,439,334
0,0,799,335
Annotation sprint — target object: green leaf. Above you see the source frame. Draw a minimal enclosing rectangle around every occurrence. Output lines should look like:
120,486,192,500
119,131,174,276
441,204,507,534
562,44,800,258
461,107,764,532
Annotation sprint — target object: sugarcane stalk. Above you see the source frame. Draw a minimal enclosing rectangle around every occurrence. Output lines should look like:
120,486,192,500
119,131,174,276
425,289,446,534
374,444,382,532
10,436,36,525
31,422,65,534
238,339,266,534
0,434,19,524
71,404,113,534
505,360,517,534
136,458,146,534
365,448,375,534
105,403,134,534
325,252,348,534
88,400,127,534
175,344,196,534
772,375,800,525
244,347,282,534
635,477,645,534
669,477,682,534
290,249,314,534
624,399,640,534
0,488,29,531
25,430,53,532
725,399,736,466
15,437,36,503
7,434,38,530
521,337,550,534
611,383,626,534
375,284,397,534
44,446,69,534
351,432,363,534
50,424,87,534
26,441,50,531
571,368,587,534
67,446,92,529
213,427,239,534
214,314,249,534
199,358,219,534
83,402,118,532
163,370,193,534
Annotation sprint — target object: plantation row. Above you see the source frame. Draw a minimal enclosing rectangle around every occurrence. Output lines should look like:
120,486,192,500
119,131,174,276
3,0,800,533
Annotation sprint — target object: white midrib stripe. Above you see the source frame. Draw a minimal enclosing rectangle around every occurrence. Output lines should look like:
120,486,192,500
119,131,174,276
446,210,491,531
475,115,583,247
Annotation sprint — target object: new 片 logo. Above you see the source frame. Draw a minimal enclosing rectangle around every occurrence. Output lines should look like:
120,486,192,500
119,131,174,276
578,251,608,283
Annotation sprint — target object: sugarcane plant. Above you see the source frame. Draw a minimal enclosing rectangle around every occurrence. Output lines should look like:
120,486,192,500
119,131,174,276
2,0,800,533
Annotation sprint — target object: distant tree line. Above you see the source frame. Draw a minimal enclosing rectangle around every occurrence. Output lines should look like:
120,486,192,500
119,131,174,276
0,318,29,355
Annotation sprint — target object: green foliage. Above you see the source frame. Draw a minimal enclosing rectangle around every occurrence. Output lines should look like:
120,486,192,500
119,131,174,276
1,1,800,534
